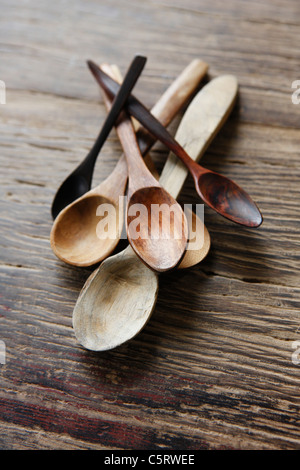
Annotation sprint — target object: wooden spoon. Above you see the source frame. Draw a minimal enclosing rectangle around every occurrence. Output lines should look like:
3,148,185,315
116,110,188,272
51,55,146,219
73,74,238,351
90,63,263,228
50,60,208,266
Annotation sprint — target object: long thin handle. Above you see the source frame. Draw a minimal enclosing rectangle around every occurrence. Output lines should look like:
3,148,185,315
81,55,146,175
116,113,153,195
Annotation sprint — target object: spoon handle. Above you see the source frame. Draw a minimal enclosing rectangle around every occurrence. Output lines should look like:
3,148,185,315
79,55,146,178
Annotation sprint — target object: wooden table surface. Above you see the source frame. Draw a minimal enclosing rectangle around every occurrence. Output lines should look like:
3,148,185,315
0,0,299,450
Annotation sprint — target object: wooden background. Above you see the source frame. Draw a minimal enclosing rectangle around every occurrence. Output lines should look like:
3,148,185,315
0,0,299,450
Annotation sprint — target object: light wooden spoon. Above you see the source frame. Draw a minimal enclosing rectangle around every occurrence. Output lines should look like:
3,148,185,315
73,74,238,351
50,59,208,267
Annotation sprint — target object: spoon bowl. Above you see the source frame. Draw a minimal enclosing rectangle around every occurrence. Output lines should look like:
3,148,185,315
127,186,188,272
115,108,188,272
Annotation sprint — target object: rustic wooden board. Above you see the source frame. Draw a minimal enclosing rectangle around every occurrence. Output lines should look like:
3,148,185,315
0,0,299,450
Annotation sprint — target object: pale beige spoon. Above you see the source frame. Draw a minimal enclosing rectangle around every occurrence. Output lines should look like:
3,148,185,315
50,59,208,267
73,74,238,351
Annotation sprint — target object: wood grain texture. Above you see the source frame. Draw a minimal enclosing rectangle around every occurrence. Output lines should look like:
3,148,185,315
0,0,300,450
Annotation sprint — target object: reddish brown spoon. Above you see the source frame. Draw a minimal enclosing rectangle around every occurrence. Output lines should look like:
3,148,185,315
115,111,188,272
88,62,263,228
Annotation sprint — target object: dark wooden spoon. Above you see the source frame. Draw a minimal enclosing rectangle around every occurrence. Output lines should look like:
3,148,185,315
88,62,263,228
51,54,146,219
